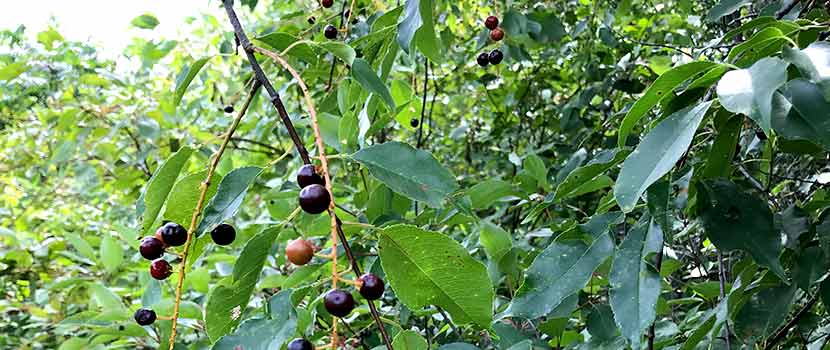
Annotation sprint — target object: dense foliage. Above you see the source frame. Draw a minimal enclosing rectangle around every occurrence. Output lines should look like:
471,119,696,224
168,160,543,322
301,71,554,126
2,0,830,349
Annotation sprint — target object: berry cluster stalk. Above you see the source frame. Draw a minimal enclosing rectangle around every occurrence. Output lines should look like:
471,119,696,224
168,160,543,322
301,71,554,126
219,2,393,349
167,80,262,349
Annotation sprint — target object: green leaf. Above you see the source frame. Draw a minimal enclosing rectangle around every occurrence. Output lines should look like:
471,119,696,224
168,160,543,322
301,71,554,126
705,0,752,22
523,154,548,190
88,282,126,313
702,114,742,179
772,79,830,151
503,213,622,319
437,343,480,350
468,180,517,209
618,61,721,147
379,224,494,328
0,62,28,81
614,101,712,212
392,330,429,350
256,33,317,62
66,234,97,263
162,170,222,229
555,149,630,201
478,221,512,263
397,0,423,53
352,142,458,208
696,179,785,278
351,58,396,110
793,245,825,290
196,166,262,236
36,28,63,50
733,284,795,343
317,41,356,65
716,57,788,135
206,227,279,341
212,316,297,350
587,304,619,341
173,56,213,108
727,27,789,65
99,235,123,274
140,147,193,236
413,0,441,62
131,14,160,29
783,42,830,99
609,219,663,349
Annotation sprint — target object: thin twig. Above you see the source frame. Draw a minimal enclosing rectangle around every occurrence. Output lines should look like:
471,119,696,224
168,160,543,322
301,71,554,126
167,80,262,349
717,251,732,350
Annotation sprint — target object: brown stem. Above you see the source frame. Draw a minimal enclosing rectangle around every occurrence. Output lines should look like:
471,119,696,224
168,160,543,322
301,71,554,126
764,293,820,350
167,80,262,349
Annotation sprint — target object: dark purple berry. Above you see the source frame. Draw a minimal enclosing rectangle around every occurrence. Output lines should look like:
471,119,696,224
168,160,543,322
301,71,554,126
476,52,489,67
358,273,385,300
139,236,165,260
157,222,187,247
324,25,338,39
324,289,355,317
223,105,234,114
299,184,330,214
287,338,313,350
308,16,316,25
484,16,499,30
134,308,156,326
488,49,503,65
210,223,236,246
297,164,324,188
410,118,419,128
322,0,333,8
150,259,172,280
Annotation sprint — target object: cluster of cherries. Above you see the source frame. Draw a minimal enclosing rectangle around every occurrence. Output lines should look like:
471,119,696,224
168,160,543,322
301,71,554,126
132,222,237,326
287,164,387,347
476,15,504,67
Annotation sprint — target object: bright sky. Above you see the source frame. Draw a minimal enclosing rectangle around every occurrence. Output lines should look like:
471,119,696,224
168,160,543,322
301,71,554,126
0,0,220,57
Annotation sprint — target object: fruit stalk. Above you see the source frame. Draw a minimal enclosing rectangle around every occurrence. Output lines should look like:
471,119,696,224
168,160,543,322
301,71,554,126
255,45,342,350
167,80,262,349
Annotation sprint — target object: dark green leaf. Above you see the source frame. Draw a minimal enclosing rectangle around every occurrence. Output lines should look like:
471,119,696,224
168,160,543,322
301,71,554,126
196,166,262,236
696,179,785,278
352,142,457,208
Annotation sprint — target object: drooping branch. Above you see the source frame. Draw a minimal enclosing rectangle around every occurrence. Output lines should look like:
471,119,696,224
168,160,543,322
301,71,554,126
168,80,262,349
222,0,311,165
219,3,393,350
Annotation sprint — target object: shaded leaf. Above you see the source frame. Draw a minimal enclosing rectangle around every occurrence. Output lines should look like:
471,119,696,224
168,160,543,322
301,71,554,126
351,58,395,110
140,147,193,236
696,179,785,278
555,149,630,201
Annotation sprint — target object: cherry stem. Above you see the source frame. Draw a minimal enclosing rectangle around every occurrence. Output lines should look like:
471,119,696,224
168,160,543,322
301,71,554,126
167,80,262,350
